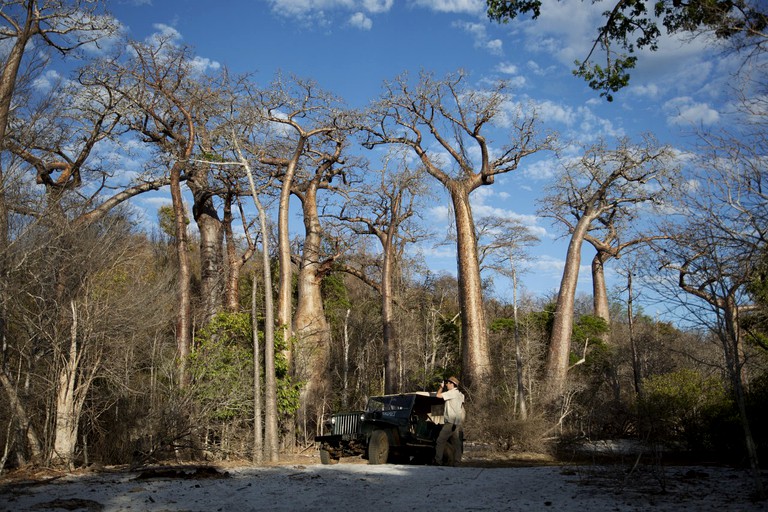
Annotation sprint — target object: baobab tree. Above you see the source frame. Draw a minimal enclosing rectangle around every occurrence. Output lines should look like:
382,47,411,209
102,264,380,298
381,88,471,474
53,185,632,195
584,209,670,328
364,70,552,395
331,154,427,394
242,75,354,370
98,37,206,387
539,136,675,396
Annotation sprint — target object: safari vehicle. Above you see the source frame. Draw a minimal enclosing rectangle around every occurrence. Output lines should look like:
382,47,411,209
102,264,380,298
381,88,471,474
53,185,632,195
315,392,461,465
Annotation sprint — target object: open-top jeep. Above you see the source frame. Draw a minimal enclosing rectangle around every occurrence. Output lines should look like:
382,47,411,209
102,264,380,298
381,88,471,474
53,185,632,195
315,392,461,465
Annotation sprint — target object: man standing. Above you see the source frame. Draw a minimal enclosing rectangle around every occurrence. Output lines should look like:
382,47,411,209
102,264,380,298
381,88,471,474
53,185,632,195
434,376,464,466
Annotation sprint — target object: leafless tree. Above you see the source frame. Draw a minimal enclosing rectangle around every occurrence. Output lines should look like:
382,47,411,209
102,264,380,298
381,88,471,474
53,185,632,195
97,38,205,387
330,153,428,394
364,70,552,395
539,136,675,397
242,75,353,368
649,103,768,496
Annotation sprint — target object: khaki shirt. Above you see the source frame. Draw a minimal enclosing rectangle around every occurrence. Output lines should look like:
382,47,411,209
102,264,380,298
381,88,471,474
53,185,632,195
441,388,465,426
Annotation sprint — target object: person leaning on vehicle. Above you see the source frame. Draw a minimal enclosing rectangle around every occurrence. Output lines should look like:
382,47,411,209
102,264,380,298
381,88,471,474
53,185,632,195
434,376,464,465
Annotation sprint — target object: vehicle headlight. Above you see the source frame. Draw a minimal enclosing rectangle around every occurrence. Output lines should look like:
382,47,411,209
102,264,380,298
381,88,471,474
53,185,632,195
360,413,366,422
330,416,336,425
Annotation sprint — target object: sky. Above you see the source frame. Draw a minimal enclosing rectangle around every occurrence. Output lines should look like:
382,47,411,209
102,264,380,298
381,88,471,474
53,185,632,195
85,0,747,314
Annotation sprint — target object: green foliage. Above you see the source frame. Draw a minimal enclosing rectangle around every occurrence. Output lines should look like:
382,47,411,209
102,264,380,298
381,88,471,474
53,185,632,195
486,0,543,22
490,317,516,333
188,314,302,425
322,272,352,324
487,0,768,98
573,56,636,102
157,205,189,239
638,369,734,451
273,327,302,420
572,314,609,344
529,302,556,337
189,313,253,422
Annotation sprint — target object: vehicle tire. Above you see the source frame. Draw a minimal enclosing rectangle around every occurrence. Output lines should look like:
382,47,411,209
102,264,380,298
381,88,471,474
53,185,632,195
319,449,338,465
368,430,389,464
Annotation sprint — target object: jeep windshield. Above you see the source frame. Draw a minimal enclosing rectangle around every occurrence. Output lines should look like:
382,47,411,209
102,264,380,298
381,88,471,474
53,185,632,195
365,395,415,418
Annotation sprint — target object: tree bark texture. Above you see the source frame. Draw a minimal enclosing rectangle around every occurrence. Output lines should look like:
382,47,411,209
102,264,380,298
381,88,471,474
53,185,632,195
193,188,224,324
591,250,611,326
293,184,332,424
170,160,192,388
450,185,491,392
545,218,591,396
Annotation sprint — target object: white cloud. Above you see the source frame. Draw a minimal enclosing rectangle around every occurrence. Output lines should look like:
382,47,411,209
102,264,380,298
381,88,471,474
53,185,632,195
535,100,576,126
496,62,517,75
33,70,63,91
525,60,555,77
454,21,503,55
148,23,182,45
664,97,720,126
362,0,393,13
266,0,394,16
628,83,660,99
411,0,485,15
518,0,604,66
349,12,373,30
485,39,503,55
190,55,221,74
521,157,558,181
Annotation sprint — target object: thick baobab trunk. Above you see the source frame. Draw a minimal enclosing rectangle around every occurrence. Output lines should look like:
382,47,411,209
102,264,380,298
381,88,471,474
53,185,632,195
293,188,331,432
450,186,491,394
545,218,591,396
381,243,398,394
591,251,611,326
194,191,224,324
170,161,192,387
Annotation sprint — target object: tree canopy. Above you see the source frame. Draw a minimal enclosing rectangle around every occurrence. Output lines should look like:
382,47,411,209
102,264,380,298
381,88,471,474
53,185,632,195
486,0,768,100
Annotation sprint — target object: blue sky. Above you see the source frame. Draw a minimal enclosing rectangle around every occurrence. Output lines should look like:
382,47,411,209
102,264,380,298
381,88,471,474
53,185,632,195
97,0,742,313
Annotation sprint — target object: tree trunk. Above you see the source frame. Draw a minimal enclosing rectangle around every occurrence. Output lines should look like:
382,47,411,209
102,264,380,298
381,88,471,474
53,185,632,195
292,186,331,437
170,160,192,388
193,189,224,324
0,12,31,146
0,368,43,464
251,272,263,464
591,250,611,327
545,217,592,396
382,238,398,394
277,141,305,356
450,185,491,394
512,270,527,420
52,301,100,469
723,300,763,497
237,149,279,462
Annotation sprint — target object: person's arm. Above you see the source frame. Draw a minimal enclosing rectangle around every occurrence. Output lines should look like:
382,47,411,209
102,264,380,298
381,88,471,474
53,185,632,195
436,381,444,398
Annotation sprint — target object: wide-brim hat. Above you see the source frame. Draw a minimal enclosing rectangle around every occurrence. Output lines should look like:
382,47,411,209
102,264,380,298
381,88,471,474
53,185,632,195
447,376,460,386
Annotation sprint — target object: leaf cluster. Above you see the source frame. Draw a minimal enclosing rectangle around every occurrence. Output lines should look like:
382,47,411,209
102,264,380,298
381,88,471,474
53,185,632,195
487,0,768,100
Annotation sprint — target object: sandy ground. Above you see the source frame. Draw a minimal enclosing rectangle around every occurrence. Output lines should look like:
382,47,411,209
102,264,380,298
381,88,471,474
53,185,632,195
1,452,767,512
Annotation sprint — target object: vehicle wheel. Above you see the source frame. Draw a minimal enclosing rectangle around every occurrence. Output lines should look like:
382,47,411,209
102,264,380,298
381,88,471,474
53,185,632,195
368,430,389,464
319,449,338,465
